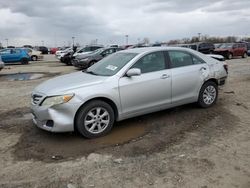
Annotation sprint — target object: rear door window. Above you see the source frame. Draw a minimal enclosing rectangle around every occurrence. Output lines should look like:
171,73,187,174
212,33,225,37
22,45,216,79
168,51,193,68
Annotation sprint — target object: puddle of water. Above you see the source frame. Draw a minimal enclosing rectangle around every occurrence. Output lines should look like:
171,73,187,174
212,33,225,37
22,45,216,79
1,73,44,81
93,122,146,145
13,120,147,162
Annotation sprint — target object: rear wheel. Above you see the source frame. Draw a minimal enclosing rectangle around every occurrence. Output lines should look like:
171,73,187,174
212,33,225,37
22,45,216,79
31,55,37,61
198,81,218,108
75,100,115,138
242,52,247,58
21,58,29,65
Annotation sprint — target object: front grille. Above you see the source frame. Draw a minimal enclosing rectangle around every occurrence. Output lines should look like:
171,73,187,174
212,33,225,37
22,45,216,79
32,93,43,105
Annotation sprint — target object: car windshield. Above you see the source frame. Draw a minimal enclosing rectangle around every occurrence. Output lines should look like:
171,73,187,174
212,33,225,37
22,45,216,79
86,52,138,76
219,43,233,49
91,48,104,54
189,45,197,50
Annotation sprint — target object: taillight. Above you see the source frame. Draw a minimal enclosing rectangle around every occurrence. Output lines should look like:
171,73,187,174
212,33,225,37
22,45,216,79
223,62,228,74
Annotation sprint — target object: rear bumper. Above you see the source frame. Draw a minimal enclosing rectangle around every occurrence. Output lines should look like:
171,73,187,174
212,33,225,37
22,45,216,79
37,55,44,60
0,62,4,70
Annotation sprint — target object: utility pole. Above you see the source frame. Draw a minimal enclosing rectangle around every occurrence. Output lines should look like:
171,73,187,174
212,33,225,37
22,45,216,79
5,38,8,47
198,33,201,42
137,38,140,45
125,35,129,45
72,37,75,47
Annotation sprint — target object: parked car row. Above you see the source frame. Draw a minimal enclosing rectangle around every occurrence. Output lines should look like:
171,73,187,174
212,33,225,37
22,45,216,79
213,43,248,59
0,47,45,66
172,42,249,60
72,47,122,69
0,48,30,64
58,45,106,68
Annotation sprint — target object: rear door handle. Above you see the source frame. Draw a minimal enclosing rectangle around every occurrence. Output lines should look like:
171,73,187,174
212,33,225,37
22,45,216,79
161,74,170,79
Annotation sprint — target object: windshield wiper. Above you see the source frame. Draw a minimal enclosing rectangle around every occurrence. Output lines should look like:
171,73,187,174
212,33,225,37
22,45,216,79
84,70,98,75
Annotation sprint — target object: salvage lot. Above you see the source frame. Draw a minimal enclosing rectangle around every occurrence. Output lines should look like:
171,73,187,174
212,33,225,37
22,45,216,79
0,56,250,187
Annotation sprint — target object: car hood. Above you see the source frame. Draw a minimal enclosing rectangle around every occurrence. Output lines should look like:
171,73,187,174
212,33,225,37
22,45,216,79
73,51,92,57
76,53,92,60
76,53,100,60
34,71,106,95
214,48,229,52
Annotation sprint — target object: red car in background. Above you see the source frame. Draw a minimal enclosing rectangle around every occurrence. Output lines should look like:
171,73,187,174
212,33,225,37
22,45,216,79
49,48,58,54
214,43,247,59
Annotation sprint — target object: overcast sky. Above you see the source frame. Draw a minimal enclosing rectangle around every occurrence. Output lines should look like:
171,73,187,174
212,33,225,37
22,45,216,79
0,0,249,47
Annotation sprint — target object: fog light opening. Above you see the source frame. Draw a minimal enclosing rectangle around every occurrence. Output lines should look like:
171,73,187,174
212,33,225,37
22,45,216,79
46,120,54,127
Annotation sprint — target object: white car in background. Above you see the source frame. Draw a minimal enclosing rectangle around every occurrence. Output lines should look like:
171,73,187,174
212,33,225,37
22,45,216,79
26,48,44,61
0,55,4,71
55,47,73,60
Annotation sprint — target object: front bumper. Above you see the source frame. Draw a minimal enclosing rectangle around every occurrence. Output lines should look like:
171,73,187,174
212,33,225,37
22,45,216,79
218,76,227,86
31,101,82,132
72,59,89,69
37,55,44,60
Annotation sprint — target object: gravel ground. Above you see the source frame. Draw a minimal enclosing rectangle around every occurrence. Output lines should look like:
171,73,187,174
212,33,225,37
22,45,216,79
0,57,249,188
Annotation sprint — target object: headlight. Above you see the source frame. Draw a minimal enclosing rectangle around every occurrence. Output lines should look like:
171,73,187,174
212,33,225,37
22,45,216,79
80,58,89,62
41,94,74,106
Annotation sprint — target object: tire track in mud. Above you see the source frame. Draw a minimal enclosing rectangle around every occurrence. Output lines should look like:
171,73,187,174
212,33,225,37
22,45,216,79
5,97,239,163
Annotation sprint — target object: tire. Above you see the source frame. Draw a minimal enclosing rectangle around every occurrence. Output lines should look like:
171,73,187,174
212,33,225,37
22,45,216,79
88,61,96,68
198,81,218,108
31,55,38,61
227,53,233,60
242,52,247,58
75,100,115,138
21,58,29,65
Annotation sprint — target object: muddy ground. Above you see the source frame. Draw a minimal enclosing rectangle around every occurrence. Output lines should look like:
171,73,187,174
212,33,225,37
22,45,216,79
0,56,250,188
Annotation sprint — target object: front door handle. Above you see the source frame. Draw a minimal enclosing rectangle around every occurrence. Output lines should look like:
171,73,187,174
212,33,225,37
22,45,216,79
200,67,207,71
161,74,170,79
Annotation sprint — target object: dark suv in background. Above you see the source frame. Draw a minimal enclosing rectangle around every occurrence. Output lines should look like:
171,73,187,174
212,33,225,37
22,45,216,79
35,46,49,54
181,42,215,54
214,43,247,59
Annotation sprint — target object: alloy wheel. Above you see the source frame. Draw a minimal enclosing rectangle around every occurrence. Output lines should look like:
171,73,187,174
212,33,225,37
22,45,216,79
203,85,217,105
84,107,110,134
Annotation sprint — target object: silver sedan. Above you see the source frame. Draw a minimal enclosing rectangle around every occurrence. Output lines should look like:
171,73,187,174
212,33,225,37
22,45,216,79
31,47,228,138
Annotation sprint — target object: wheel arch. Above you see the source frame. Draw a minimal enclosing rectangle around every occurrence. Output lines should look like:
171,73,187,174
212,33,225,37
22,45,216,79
197,78,218,100
73,97,119,131
204,78,218,85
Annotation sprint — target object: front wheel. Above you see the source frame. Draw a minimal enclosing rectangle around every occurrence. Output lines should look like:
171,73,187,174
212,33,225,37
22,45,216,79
75,100,115,138
21,58,29,65
198,81,218,108
227,53,233,60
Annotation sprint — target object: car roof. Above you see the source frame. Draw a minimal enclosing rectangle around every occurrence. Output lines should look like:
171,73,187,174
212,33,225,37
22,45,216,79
120,47,194,54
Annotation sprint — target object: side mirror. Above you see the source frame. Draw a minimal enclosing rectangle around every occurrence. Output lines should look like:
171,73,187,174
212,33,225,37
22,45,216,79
126,68,141,77
101,53,107,57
